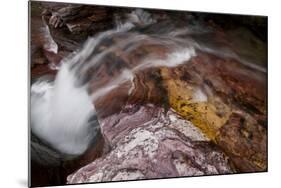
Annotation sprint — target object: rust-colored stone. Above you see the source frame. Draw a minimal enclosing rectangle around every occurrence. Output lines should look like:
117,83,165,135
216,112,267,172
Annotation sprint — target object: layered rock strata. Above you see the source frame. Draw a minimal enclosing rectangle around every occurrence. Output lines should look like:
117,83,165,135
68,105,234,183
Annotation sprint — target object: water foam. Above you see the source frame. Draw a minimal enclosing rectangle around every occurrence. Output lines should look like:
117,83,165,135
31,63,96,155
31,8,264,157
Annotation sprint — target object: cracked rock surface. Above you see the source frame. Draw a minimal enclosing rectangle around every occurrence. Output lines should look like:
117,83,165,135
68,104,233,183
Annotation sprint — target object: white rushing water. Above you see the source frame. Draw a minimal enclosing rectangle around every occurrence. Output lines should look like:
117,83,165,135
31,47,196,156
31,63,95,155
31,8,265,156
30,9,155,156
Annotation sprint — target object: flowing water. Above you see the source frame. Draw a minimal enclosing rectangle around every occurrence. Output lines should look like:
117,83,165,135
30,9,266,156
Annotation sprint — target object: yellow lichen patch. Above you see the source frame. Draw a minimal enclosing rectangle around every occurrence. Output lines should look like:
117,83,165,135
252,156,267,170
161,67,231,141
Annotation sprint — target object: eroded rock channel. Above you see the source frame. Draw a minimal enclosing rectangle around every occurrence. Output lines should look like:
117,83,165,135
30,2,267,186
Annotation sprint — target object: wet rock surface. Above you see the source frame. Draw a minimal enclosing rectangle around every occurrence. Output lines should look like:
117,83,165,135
30,1,267,187
30,130,106,187
68,105,233,183
216,113,267,172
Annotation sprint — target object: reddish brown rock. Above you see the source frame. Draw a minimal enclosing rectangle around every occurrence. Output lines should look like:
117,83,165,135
162,53,267,172
215,112,267,172
30,2,267,186
30,4,63,79
67,104,233,183
72,28,267,175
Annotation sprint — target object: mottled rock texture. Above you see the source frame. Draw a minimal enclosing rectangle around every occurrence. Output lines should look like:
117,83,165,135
216,113,267,172
68,105,233,183
72,28,267,175
30,1,267,186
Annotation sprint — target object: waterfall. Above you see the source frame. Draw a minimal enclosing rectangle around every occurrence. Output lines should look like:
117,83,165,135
30,8,265,156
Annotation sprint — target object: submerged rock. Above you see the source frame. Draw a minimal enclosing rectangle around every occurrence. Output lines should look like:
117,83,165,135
161,53,267,171
30,2,267,186
68,22,267,177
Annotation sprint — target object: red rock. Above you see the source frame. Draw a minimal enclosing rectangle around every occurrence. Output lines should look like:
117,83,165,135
67,105,234,183
30,2,267,185
216,112,267,172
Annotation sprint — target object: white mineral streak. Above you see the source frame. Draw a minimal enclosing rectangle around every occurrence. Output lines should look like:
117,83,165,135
167,112,209,141
112,170,145,181
87,172,104,182
67,106,231,183
116,129,159,159
173,158,204,176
